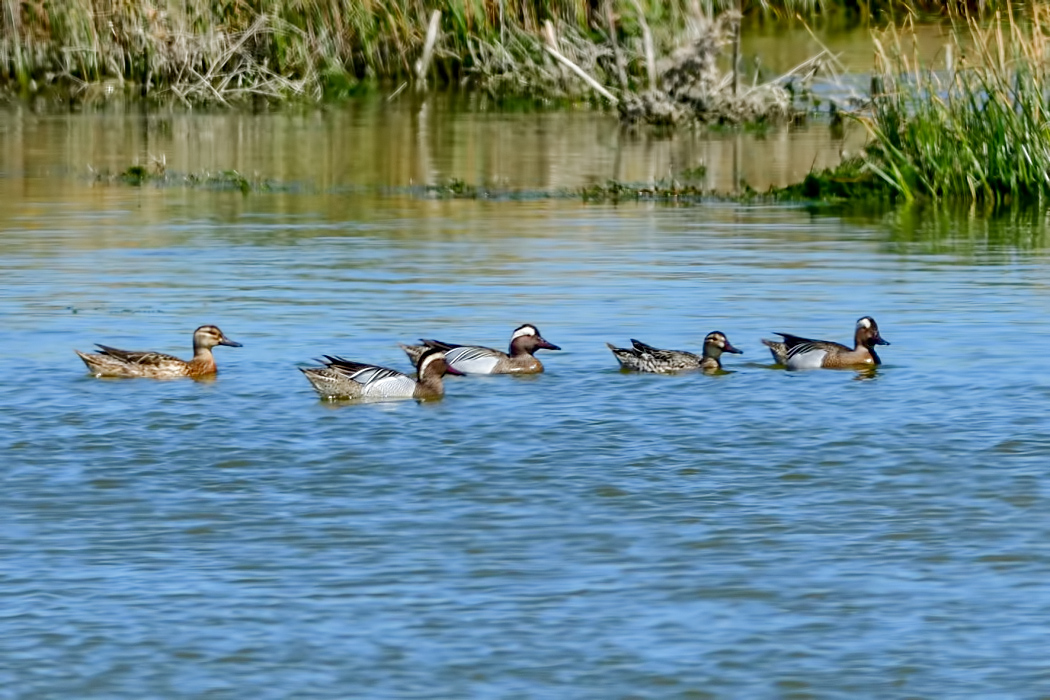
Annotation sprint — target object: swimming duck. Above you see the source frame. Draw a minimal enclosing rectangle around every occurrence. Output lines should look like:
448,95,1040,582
399,324,561,375
301,347,461,400
762,316,890,370
607,331,742,373
75,325,242,378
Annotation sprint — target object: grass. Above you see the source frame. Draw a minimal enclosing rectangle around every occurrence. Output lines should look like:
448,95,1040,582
771,156,894,202
0,0,1019,104
838,6,1050,205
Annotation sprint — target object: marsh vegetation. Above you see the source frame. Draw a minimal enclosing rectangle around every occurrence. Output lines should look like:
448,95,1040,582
4,0,1044,205
0,0,1009,104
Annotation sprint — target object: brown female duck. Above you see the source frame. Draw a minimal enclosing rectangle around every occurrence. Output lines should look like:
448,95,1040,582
75,325,242,378
607,331,742,373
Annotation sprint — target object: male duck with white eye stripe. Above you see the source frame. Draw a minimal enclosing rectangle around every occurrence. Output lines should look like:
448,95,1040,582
607,331,742,374
301,347,462,401
399,324,561,375
762,316,890,370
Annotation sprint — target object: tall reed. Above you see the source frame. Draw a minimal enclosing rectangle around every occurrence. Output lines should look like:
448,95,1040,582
859,7,1050,204
0,0,1018,102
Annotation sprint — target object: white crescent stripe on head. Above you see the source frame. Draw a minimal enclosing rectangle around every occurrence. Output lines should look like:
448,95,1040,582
857,317,872,329
511,325,537,340
418,353,442,375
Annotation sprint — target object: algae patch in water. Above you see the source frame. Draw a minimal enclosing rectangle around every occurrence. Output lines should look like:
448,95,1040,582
91,162,294,194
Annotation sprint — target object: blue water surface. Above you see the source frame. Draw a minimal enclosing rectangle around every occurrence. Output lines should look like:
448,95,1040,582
2,108,1050,698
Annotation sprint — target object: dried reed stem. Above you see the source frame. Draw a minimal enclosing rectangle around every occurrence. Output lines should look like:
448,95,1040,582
415,10,442,89
542,20,617,104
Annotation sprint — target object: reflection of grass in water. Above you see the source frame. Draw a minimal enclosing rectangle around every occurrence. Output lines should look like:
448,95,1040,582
883,204,1050,256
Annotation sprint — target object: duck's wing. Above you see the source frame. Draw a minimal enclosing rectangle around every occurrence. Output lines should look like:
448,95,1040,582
322,356,409,385
439,345,503,374
629,338,664,354
780,336,850,360
772,334,852,370
771,333,818,350
420,339,461,351
94,344,182,366
614,339,699,372
629,339,693,363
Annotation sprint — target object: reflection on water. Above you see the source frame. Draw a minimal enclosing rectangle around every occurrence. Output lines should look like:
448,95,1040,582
0,96,865,199
742,20,955,76
3,106,1050,698
881,204,1050,259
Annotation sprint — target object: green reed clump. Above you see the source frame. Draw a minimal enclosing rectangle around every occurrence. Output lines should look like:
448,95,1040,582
773,156,896,202
856,9,1050,205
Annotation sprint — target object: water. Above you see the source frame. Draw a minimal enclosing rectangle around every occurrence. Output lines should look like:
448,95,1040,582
3,103,1050,698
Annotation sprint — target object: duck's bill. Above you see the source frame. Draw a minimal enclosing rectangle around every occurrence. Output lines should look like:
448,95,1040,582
220,337,243,347
874,336,890,346
724,342,743,354
537,338,561,351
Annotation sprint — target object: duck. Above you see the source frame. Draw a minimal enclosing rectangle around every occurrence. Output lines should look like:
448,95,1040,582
607,331,742,373
762,316,890,370
301,347,461,400
75,325,242,378
399,323,561,375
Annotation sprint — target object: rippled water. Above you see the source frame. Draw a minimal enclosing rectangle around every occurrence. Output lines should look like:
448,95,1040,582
3,105,1050,697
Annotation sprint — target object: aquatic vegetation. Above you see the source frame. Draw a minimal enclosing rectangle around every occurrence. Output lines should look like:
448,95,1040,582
0,1,677,103
763,7,1050,206
580,179,715,203
0,0,1006,105
772,156,896,202
426,178,480,199
851,8,1050,205
92,161,280,194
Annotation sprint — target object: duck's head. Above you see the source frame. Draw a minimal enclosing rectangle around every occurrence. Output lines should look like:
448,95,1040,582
417,348,463,379
855,316,890,348
704,331,742,357
193,325,243,350
509,323,561,355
